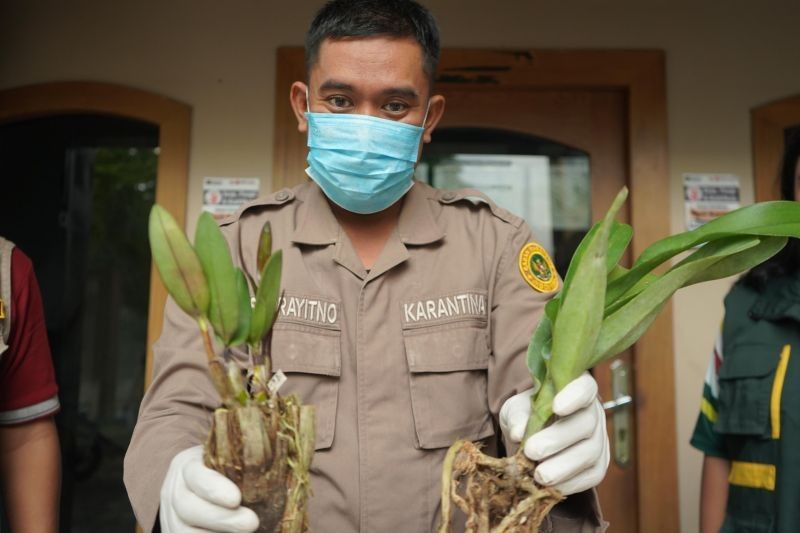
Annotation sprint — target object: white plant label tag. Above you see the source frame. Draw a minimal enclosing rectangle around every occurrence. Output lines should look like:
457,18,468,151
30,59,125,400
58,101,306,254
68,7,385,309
268,369,287,394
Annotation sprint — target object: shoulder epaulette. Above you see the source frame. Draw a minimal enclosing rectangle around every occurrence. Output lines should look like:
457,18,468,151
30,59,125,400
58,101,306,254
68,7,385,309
219,188,296,227
436,188,522,227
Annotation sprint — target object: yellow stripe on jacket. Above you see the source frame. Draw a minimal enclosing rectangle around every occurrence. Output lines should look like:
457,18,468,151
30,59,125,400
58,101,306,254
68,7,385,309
729,461,776,491
771,345,790,439
701,398,718,423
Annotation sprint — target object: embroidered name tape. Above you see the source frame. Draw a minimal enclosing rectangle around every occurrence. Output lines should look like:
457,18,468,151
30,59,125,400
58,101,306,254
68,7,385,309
518,242,559,293
279,294,339,327
403,291,488,326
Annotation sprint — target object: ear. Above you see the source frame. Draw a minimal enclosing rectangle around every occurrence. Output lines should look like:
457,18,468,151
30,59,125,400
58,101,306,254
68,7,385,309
290,81,309,133
422,94,446,144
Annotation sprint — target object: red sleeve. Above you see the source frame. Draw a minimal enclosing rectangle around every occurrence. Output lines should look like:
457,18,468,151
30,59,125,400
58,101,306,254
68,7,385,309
0,248,60,424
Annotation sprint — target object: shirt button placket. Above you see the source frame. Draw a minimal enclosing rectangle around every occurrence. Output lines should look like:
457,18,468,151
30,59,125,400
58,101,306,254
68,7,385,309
356,279,369,531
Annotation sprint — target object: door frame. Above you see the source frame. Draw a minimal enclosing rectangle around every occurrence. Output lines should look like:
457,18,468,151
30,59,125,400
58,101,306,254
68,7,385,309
0,81,192,391
274,48,676,532
752,94,800,201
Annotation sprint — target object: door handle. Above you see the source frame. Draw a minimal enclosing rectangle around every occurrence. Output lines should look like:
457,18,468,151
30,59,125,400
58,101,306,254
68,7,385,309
604,359,632,467
602,394,632,412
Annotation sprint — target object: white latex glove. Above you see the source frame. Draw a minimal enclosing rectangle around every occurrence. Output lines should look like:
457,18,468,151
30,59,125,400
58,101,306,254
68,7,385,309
499,372,610,495
160,445,259,533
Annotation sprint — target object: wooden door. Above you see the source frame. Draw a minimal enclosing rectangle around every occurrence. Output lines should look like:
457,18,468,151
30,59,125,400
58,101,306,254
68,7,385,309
273,48,677,532
433,81,635,532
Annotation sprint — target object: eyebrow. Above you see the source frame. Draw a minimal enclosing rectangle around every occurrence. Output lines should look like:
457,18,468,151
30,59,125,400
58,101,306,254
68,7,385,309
319,80,355,92
381,86,420,100
318,79,420,100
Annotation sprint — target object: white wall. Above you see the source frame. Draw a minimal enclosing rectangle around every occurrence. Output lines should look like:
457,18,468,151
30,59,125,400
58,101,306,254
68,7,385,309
3,1,800,530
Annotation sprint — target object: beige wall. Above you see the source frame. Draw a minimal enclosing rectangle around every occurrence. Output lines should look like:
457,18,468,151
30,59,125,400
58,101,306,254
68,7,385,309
3,1,800,530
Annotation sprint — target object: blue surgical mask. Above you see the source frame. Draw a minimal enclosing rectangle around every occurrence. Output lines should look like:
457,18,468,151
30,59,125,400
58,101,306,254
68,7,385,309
305,94,428,214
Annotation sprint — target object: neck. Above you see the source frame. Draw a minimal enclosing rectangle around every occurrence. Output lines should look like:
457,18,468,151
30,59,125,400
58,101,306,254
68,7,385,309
329,201,402,226
329,200,404,269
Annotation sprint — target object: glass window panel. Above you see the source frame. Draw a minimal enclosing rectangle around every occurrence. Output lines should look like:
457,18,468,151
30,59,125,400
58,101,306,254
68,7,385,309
69,146,155,533
419,127,591,276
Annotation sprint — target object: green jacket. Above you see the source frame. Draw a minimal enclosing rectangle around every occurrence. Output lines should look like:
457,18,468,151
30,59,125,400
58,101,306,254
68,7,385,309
713,273,800,532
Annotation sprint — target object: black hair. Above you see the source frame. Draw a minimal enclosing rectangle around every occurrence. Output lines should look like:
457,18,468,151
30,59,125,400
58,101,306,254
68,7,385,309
305,0,440,84
739,129,800,291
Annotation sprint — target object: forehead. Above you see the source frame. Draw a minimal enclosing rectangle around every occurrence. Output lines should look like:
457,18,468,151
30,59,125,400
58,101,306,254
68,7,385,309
311,36,428,92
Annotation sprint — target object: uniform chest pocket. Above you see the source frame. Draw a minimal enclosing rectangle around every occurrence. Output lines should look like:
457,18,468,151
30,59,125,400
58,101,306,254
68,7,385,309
403,321,495,449
715,343,782,437
270,322,341,450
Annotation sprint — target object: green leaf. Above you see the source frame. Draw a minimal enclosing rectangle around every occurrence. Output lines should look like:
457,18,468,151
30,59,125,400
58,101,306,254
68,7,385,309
607,264,630,284
148,205,209,317
548,187,628,391
525,315,551,394
606,222,633,273
249,250,283,345
607,201,800,304
637,201,800,266
684,236,787,286
589,236,761,366
544,297,560,323
256,221,273,277
195,212,240,345
230,269,253,347
604,271,660,316
547,220,631,325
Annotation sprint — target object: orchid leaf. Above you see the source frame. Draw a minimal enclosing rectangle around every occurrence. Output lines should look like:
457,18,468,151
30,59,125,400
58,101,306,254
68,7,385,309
230,269,253,347
604,271,660,316
256,221,273,278
607,201,800,304
636,201,800,267
148,205,209,318
195,212,240,346
547,187,628,391
607,264,630,284
684,236,787,286
249,250,283,345
525,315,551,394
590,236,761,366
546,220,631,324
606,222,633,273
527,191,800,438
544,298,560,323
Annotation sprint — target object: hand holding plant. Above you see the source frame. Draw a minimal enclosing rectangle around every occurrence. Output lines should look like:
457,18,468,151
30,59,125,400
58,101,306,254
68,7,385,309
149,207,314,533
440,188,800,532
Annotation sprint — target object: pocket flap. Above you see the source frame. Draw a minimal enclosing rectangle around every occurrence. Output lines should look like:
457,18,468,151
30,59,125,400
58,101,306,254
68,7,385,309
718,344,781,380
269,322,341,450
402,324,494,449
271,322,341,377
403,323,490,373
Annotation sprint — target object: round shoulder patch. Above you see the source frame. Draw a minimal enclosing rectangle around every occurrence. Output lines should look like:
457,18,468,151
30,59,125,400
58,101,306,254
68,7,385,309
518,242,559,293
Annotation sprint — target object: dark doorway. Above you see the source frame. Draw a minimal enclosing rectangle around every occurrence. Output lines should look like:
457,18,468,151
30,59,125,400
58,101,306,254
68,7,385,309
0,114,158,532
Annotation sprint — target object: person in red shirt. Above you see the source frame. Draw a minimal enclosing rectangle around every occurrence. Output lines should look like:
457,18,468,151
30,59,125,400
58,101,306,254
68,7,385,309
0,238,61,533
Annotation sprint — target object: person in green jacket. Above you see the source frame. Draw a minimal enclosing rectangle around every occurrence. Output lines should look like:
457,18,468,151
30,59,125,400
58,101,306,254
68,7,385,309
691,130,800,533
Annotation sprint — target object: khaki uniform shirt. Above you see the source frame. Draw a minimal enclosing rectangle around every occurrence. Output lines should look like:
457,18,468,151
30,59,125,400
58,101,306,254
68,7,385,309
124,181,604,532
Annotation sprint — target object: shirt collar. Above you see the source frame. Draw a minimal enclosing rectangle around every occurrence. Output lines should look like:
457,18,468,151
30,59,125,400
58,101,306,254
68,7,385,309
291,182,340,245
291,181,445,247
396,182,446,245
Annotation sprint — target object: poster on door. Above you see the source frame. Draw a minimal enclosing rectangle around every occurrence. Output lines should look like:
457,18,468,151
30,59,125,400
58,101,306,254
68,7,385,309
683,173,740,231
202,177,261,219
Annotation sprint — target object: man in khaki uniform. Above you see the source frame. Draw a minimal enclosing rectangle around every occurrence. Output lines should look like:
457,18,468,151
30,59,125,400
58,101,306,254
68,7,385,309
125,1,609,531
